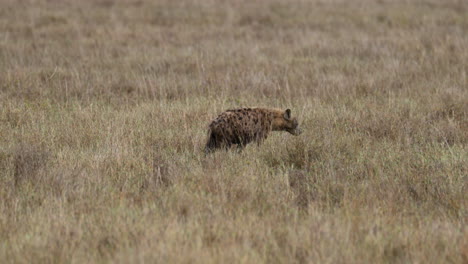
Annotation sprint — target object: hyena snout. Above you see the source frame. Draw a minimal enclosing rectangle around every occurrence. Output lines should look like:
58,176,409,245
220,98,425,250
286,119,302,136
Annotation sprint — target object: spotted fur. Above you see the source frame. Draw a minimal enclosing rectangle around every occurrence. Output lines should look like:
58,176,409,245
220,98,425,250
205,108,302,153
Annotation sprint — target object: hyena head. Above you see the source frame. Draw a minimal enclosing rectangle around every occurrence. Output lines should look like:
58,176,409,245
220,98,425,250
271,109,303,136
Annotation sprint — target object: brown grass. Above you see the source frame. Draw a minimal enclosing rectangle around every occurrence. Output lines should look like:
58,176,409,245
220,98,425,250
0,0,467,263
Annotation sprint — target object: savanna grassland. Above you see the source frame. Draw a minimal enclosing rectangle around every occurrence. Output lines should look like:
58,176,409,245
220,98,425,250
0,0,467,263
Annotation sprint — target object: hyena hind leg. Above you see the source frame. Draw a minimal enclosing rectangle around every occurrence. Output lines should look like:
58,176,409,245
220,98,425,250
204,132,234,154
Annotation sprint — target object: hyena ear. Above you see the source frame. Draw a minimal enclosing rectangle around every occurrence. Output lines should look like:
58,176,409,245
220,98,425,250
284,109,291,120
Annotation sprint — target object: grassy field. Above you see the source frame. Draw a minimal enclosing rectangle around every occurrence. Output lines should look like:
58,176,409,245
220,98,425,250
0,0,467,263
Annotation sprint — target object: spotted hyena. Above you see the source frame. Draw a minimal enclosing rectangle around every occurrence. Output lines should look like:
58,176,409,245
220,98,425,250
205,107,302,153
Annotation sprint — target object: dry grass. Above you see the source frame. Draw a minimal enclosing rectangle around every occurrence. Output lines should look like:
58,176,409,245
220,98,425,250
0,0,467,263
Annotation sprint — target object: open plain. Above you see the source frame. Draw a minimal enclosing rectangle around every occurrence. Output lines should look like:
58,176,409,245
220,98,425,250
0,0,467,263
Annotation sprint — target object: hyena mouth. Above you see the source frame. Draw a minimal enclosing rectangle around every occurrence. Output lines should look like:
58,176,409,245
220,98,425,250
288,127,303,136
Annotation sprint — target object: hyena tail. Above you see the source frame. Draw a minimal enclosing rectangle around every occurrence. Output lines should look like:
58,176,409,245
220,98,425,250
204,130,219,154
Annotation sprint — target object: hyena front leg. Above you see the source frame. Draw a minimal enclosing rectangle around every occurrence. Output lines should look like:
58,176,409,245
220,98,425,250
254,132,268,146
